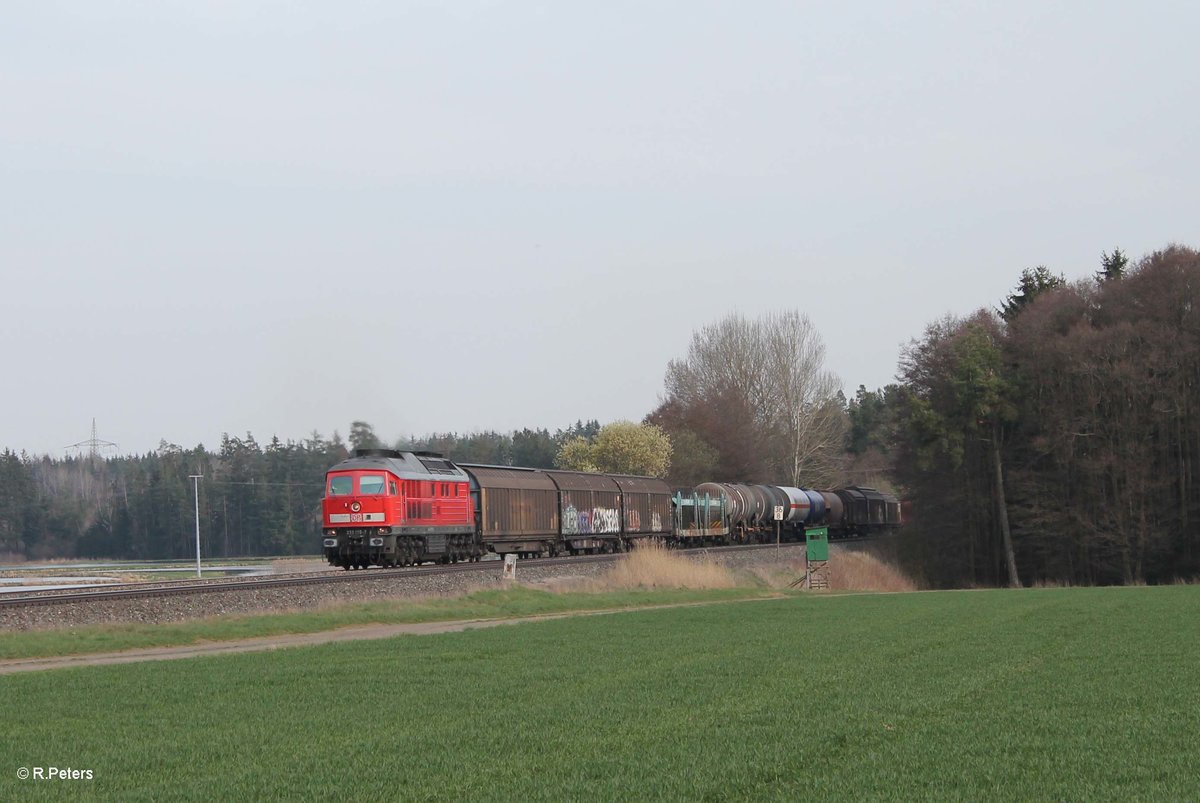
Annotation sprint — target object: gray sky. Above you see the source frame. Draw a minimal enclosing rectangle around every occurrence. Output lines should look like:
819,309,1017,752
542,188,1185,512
3,1,1197,457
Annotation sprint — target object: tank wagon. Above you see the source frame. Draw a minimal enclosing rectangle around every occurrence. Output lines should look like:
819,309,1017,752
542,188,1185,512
671,482,900,545
322,449,900,568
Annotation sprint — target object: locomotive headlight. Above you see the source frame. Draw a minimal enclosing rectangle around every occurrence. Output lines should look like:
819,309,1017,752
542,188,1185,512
378,527,388,534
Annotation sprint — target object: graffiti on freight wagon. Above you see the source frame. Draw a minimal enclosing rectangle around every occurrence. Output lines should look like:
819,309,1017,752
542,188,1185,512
562,504,579,534
592,507,620,533
622,510,666,532
562,504,620,535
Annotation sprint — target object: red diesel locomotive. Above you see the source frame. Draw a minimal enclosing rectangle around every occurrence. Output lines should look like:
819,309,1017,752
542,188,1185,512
321,450,480,568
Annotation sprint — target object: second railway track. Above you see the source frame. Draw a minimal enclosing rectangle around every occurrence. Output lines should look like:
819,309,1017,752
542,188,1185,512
0,552,627,609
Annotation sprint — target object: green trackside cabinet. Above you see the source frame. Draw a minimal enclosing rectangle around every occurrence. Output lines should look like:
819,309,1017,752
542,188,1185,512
805,527,829,561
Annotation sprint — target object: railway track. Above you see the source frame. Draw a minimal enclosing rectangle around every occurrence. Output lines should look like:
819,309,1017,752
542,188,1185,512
0,559,502,609
0,541,837,609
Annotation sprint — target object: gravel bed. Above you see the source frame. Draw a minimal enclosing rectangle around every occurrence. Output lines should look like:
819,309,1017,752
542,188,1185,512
0,545,809,633
703,543,808,573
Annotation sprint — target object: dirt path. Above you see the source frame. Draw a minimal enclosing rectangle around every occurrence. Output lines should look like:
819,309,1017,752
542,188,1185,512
0,597,783,675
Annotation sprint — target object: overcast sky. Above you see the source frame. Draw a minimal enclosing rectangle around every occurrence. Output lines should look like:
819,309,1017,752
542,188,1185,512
3,1,1197,457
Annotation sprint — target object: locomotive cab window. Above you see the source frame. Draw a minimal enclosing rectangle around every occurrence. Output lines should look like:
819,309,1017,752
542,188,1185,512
328,476,353,496
359,475,386,495
389,481,398,495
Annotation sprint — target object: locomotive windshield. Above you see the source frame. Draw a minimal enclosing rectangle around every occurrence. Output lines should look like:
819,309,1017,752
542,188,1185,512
328,476,353,496
358,474,386,495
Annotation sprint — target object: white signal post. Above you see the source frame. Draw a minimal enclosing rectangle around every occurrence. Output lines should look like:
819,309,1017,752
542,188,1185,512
189,474,203,578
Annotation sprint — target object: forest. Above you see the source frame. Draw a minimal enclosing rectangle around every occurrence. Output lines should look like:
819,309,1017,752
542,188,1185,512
0,424,598,563
2,244,1197,589
884,245,1200,587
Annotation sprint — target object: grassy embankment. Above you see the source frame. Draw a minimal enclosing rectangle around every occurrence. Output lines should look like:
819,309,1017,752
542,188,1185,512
0,586,773,660
2,584,1198,800
0,545,809,659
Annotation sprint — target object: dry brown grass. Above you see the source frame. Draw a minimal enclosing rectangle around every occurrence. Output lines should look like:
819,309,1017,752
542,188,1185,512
602,543,736,590
747,547,917,593
533,543,737,593
534,544,917,595
826,548,917,592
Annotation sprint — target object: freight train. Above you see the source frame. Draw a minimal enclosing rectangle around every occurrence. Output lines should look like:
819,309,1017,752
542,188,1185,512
321,449,901,569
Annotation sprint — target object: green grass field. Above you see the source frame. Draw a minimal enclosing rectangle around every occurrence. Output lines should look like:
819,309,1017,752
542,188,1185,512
0,587,774,660
2,586,1198,801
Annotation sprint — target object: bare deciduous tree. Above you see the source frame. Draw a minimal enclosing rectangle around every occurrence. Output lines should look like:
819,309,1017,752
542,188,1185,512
655,311,845,486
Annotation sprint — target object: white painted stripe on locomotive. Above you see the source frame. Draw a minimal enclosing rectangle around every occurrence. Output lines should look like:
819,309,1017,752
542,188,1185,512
327,513,386,523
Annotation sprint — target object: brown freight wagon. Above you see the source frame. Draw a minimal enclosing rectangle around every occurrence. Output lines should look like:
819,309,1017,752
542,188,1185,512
609,474,673,538
544,470,623,553
460,465,559,557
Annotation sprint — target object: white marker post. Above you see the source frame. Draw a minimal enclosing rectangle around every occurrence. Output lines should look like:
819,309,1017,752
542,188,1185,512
188,474,203,578
773,505,784,548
